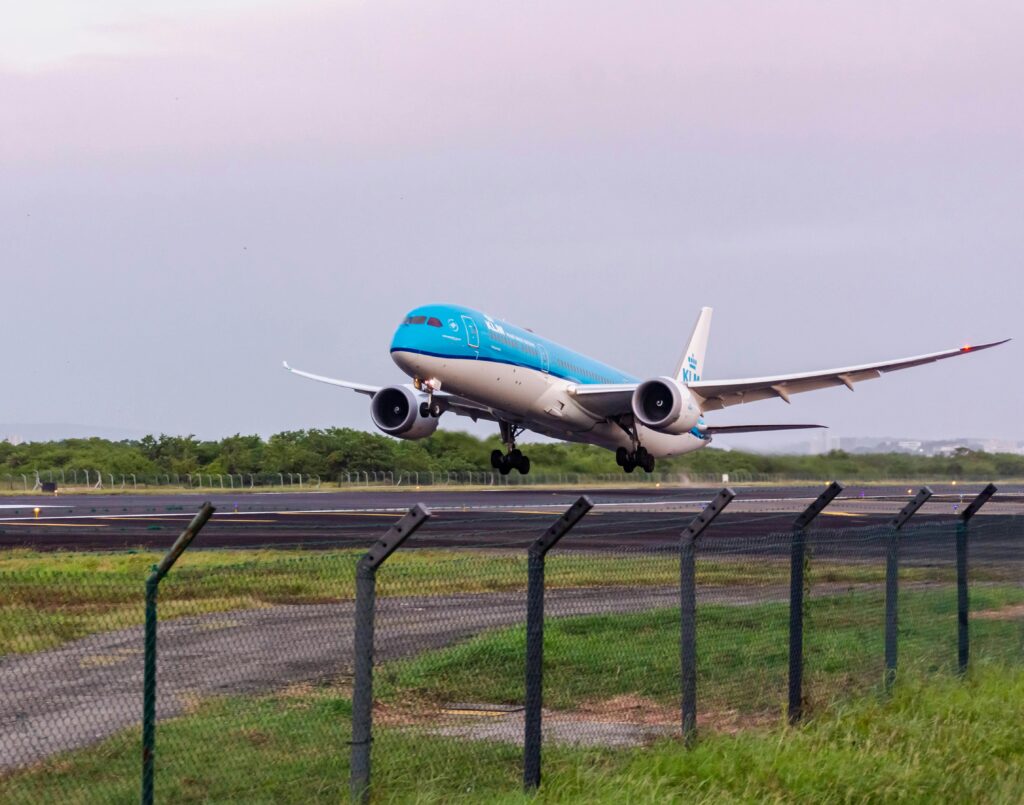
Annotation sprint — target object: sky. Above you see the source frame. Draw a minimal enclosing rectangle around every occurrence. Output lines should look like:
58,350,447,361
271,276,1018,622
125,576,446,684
2,1,1021,447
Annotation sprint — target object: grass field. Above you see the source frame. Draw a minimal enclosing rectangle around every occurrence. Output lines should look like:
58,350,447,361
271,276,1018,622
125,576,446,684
0,547,993,655
2,579,1021,802
378,585,1024,712
4,662,1022,803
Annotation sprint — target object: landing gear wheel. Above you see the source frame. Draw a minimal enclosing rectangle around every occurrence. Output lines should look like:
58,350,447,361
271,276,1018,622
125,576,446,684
429,402,443,417
641,453,655,473
498,461,511,476
518,456,531,475
419,401,430,417
615,447,629,467
490,449,504,469
509,448,523,464
623,461,636,473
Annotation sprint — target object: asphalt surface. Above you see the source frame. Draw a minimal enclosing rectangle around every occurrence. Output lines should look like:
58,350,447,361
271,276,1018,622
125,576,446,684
1,485,1022,553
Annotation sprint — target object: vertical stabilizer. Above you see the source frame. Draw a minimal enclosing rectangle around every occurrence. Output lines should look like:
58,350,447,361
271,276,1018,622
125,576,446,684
674,307,712,383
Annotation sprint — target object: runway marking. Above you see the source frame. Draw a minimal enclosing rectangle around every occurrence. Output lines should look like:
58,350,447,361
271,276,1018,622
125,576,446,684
280,511,405,518
474,509,568,516
94,516,192,522
0,494,1017,525
0,504,71,510
3,521,108,528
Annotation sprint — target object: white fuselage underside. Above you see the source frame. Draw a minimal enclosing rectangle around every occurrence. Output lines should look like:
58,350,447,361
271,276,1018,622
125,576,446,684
391,350,707,459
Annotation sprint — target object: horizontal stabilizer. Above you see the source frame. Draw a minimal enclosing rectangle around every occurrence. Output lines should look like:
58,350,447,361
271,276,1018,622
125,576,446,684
702,423,826,435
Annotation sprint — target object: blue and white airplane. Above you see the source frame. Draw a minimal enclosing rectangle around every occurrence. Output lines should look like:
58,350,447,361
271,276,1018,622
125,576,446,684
284,304,1007,475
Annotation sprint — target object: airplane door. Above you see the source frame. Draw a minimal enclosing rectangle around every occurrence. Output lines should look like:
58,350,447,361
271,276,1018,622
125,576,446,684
538,344,549,373
461,315,479,349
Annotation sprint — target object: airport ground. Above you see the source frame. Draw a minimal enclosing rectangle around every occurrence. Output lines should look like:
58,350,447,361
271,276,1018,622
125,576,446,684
1,484,1021,800
1,483,1023,551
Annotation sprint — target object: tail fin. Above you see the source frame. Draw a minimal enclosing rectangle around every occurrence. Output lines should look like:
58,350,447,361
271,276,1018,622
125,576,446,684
675,307,712,383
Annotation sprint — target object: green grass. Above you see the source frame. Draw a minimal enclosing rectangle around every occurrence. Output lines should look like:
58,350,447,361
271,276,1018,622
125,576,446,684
2,547,976,655
4,665,1023,803
379,586,1024,714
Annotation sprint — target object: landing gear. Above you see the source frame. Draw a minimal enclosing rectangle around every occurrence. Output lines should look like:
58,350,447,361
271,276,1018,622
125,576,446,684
494,422,530,475
418,400,443,418
416,378,444,418
613,423,656,474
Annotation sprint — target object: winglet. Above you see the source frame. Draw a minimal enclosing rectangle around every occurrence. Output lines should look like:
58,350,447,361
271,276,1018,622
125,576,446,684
675,307,712,383
282,360,291,371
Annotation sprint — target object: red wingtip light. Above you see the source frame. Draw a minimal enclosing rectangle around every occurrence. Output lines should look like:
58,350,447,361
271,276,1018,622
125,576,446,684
961,344,971,352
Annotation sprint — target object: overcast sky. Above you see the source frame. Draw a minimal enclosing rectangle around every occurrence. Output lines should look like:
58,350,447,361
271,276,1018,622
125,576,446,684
2,1,1021,446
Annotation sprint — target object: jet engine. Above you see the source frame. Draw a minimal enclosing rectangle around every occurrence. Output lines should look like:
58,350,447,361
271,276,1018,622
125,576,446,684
370,386,439,439
631,376,701,434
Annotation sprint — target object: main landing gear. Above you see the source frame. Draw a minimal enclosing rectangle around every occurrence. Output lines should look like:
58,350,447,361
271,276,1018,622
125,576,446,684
611,417,655,473
492,422,531,475
616,446,655,474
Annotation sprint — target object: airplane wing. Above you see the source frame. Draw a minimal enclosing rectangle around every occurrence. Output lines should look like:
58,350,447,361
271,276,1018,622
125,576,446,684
566,383,637,418
569,339,1009,417
282,361,379,396
283,361,499,422
702,423,826,435
689,339,1010,411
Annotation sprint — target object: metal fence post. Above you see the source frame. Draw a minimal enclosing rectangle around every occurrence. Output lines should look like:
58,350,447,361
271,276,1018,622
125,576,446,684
141,502,216,805
523,496,593,792
351,505,432,805
681,488,735,747
885,487,933,692
789,481,844,724
956,484,998,675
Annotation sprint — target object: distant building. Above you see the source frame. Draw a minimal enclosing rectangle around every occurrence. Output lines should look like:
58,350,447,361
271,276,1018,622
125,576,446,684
808,430,840,455
3,434,24,446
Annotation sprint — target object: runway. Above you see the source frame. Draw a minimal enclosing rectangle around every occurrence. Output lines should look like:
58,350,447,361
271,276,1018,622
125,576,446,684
1,484,1021,553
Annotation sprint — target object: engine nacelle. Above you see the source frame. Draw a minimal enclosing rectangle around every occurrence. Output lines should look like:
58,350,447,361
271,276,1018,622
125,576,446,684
631,376,701,434
370,385,439,440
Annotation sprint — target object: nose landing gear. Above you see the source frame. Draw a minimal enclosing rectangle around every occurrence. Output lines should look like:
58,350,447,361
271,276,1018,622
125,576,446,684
418,400,443,418
493,422,531,475
415,377,444,418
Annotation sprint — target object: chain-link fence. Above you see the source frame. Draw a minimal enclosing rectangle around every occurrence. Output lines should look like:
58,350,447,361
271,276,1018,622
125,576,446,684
0,489,1020,802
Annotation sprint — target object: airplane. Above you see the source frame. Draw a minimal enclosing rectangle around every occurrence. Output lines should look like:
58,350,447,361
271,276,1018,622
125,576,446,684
284,304,1008,475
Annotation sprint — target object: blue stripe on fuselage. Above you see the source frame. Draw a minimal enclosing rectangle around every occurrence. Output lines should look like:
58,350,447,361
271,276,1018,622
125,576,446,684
390,304,638,386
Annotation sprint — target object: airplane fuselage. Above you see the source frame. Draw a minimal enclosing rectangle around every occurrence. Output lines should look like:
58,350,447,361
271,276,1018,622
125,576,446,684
389,303,708,458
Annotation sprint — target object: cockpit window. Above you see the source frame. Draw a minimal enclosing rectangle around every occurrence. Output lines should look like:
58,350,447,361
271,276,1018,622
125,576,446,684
410,316,427,325
427,317,442,327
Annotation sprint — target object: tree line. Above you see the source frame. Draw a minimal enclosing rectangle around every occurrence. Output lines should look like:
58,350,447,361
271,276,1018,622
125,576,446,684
1,429,1022,480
